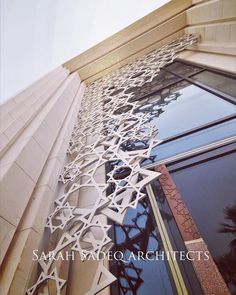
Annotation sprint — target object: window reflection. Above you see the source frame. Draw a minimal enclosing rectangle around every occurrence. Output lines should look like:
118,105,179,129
126,69,181,102
110,197,176,295
191,71,236,98
151,180,204,295
217,205,236,292
108,60,236,294
141,118,236,166
135,81,236,139
165,61,202,76
171,152,236,294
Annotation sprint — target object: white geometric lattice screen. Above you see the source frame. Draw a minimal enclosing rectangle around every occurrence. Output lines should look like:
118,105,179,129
27,34,198,295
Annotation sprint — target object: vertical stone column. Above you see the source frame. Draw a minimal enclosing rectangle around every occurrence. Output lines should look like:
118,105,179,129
155,164,231,295
0,70,85,294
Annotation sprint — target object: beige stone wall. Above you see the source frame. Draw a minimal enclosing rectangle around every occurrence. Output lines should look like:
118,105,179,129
185,0,236,56
0,67,85,294
178,50,236,72
64,0,192,82
178,0,236,73
64,0,236,83
0,1,235,294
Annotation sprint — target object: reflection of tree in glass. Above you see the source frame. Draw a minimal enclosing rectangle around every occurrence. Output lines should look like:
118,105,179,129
134,81,188,166
151,180,173,223
111,197,162,294
115,260,144,295
216,204,236,294
114,198,161,254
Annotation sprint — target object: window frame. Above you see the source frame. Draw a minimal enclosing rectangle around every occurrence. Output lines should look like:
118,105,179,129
135,59,236,169
165,58,236,105
134,59,236,105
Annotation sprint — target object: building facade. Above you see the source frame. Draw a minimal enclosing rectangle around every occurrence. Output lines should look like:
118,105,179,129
0,1,236,294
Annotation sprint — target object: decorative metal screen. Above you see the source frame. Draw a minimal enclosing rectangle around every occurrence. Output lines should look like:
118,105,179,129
27,34,198,295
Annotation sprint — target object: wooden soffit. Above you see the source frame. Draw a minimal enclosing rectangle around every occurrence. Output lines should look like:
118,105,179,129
63,0,192,83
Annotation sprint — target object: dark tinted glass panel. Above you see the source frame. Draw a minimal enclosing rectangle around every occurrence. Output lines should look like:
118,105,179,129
135,81,236,139
142,118,236,165
126,70,181,102
171,152,236,293
110,197,177,295
165,61,202,76
151,180,204,295
192,71,236,98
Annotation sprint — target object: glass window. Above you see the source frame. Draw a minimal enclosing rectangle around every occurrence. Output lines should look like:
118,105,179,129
171,152,236,294
110,197,177,295
165,61,202,76
135,81,236,140
142,118,236,164
191,71,236,98
126,69,181,102
151,180,204,295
